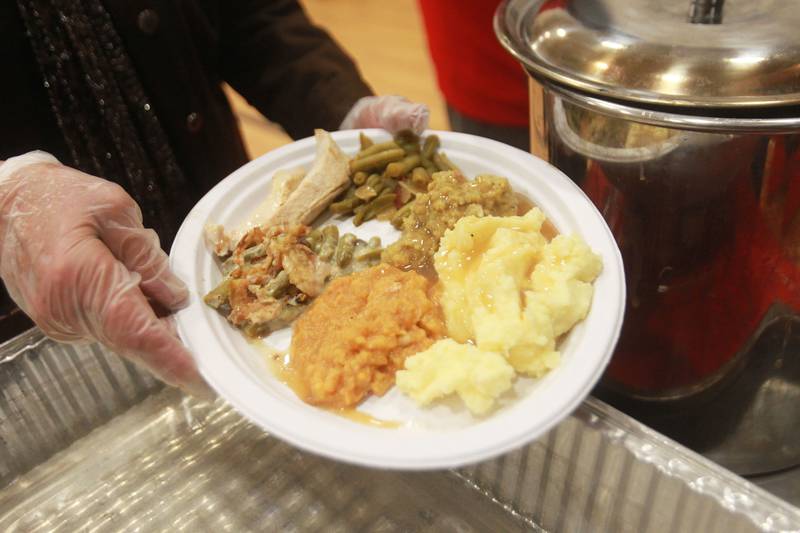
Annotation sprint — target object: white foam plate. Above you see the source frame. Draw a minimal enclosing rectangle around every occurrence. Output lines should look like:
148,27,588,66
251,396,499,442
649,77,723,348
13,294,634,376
170,129,625,470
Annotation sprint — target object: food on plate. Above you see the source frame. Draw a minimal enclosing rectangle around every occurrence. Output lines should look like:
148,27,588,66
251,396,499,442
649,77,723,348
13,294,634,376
288,265,445,408
395,339,514,415
204,224,382,337
200,128,603,419
203,129,374,336
227,166,306,251
260,129,350,227
205,129,348,257
329,130,461,226
382,170,518,270
304,225,383,272
396,208,602,413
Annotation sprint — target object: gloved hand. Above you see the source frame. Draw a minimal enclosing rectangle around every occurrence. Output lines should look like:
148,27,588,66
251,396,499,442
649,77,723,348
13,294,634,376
340,95,430,135
0,152,208,397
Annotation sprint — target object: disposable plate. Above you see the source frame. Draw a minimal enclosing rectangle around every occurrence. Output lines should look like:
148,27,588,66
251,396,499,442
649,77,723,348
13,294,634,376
169,129,625,469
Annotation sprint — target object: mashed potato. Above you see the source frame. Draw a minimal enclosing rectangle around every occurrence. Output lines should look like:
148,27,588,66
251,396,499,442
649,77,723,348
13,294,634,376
396,339,514,415
397,208,602,414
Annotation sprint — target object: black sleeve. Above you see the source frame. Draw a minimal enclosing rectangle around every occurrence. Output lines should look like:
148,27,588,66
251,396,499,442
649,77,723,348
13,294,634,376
219,0,373,139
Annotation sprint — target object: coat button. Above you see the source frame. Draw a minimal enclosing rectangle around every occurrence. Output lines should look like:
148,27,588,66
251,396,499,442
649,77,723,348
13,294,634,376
137,9,159,35
186,112,204,133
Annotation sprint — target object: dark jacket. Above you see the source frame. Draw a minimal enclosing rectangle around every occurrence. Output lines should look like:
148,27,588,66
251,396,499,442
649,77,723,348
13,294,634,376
2,0,372,195
0,0,373,339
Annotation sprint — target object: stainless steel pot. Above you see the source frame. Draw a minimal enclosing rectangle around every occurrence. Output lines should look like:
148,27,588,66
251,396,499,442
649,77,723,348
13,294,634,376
497,0,800,475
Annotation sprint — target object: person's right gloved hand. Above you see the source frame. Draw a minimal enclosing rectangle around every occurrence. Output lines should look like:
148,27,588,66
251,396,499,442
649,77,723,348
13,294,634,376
0,152,208,397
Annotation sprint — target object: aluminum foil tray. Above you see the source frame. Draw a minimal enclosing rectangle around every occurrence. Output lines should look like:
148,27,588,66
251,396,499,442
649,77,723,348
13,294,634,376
0,329,798,532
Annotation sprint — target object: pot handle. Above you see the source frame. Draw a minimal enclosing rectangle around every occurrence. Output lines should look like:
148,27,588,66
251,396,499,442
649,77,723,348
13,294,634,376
689,0,724,24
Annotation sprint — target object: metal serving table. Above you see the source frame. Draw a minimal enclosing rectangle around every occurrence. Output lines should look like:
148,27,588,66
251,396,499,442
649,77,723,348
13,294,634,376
0,329,798,532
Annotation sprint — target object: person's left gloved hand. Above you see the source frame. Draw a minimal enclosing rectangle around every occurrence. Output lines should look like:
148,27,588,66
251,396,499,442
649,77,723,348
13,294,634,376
340,95,429,135
0,152,211,399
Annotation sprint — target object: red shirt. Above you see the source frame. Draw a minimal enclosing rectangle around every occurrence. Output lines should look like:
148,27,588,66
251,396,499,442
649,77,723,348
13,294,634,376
418,0,529,127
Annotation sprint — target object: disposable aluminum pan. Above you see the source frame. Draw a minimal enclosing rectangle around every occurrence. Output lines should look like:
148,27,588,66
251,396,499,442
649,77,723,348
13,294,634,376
0,329,798,531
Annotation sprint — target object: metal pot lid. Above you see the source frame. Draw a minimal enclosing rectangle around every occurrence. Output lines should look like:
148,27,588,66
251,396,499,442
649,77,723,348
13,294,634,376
495,0,800,108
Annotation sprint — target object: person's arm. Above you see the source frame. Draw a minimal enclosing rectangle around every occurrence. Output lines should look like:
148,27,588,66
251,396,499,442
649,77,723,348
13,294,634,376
219,0,373,139
0,152,208,397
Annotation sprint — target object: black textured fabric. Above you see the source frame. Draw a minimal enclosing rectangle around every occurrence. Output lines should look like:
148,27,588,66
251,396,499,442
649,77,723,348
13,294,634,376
16,0,191,243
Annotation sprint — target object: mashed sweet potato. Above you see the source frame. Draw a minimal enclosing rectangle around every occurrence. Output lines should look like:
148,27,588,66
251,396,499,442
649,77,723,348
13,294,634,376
289,265,445,408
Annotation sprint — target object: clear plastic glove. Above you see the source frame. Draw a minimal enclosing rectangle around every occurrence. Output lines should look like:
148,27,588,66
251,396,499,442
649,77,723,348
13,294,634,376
0,152,209,397
340,95,429,135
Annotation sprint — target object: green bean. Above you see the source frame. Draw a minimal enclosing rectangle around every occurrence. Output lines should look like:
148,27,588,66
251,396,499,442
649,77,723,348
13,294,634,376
352,207,368,226
385,154,422,178
352,171,368,186
398,179,425,196
433,151,460,172
265,270,290,298
349,148,405,173
318,225,339,261
221,256,238,276
421,158,438,175
353,235,382,263
351,240,366,260
410,166,430,188
366,173,383,189
204,279,231,310
369,192,397,216
354,245,382,262
421,134,440,159
355,173,384,200
354,186,377,201
394,129,420,147
395,130,420,155
341,184,357,199
242,243,267,263
330,196,362,214
305,228,323,254
335,233,358,267
277,304,305,324
398,142,419,155
354,140,400,159
359,132,374,151
354,192,397,226
381,176,398,192
245,319,274,338
322,225,339,240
